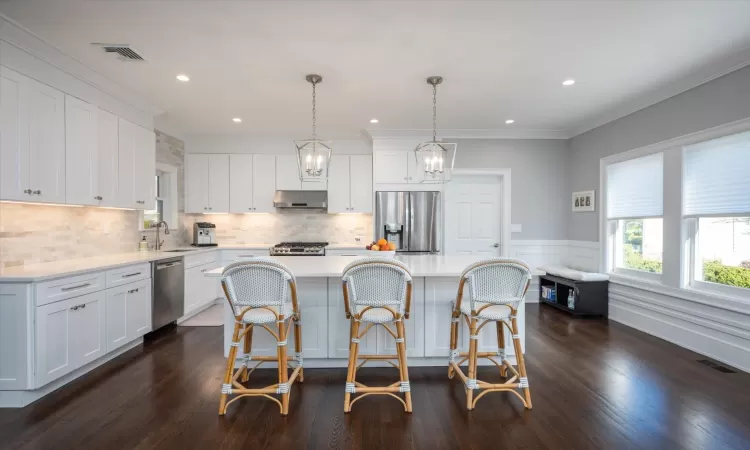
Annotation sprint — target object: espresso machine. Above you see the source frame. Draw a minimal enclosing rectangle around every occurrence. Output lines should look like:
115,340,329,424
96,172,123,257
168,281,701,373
192,222,217,247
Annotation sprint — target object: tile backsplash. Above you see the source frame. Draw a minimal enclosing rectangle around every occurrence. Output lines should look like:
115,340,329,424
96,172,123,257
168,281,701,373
181,211,373,246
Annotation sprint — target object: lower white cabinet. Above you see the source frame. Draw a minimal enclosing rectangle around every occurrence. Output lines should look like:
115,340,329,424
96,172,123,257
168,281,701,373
105,279,152,352
184,261,221,316
35,290,106,387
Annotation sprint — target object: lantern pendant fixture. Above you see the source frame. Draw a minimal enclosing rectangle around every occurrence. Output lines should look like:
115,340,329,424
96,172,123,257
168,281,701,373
294,74,332,182
414,76,457,183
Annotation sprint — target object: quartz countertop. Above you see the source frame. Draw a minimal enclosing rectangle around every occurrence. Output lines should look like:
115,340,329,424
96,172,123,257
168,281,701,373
205,255,545,278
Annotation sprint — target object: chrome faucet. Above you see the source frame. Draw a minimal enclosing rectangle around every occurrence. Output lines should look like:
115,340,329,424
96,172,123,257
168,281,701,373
152,220,170,250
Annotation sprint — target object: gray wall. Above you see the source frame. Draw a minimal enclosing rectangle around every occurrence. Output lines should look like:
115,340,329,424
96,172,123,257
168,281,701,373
567,65,750,242
453,139,569,240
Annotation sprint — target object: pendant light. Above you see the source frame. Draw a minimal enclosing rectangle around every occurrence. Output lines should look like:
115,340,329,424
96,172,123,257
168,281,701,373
414,76,456,183
294,74,332,182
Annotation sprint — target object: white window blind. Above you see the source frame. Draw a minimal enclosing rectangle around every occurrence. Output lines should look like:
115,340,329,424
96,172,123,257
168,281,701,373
606,152,663,219
684,130,750,217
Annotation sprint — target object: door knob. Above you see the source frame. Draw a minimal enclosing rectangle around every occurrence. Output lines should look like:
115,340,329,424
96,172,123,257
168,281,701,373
493,243,499,248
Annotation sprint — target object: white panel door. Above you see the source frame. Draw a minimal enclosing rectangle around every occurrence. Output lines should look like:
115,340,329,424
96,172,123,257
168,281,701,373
378,277,425,357
126,282,152,339
252,154,276,213
374,151,408,184
27,77,66,204
229,154,253,213
35,298,75,387
70,291,106,368
134,126,156,209
117,118,137,208
327,155,350,213
65,95,98,206
0,67,29,201
97,108,119,207
349,155,373,213
275,154,301,190
291,278,328,358
105,285,128,352
208,154,230,212
185,154,209,213
445,177,502,256
327,278,376,358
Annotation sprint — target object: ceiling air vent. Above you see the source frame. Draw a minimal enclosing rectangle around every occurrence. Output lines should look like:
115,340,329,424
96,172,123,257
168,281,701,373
93,44,145,61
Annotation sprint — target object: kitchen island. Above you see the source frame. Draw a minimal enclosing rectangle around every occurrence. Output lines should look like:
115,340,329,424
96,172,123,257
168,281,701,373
205,255,544,367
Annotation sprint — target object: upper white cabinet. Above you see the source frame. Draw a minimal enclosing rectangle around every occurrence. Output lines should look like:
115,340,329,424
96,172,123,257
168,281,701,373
186,154,230,213
373,151,423,184
134,125,156,209
117,118,137,208
229,154,276,213
0,67,65,203
65,95,98,206
327,155,372,213
276,154,326,191
96,109,119,207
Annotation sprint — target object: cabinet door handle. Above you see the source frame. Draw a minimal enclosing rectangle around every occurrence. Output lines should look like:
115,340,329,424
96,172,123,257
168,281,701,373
122,272,141,278
238,255,256,258
62,283,91,292
80,303,86,309
23,189,32,194
71,306,79,311
94,196,103,200
128,288,139,294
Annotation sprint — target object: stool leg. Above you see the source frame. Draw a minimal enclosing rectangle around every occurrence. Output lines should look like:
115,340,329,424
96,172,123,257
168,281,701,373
396,319,412,413
448,314,458,379
293,313,304,383
344,319,361,413
278,317,290,416
466,316,479,410
496,321,506,378
219,321,241,415
510,312,532,409
242,324,253,383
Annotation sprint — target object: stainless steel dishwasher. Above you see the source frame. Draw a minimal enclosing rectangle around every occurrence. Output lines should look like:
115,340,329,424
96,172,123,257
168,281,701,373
152,257,185,330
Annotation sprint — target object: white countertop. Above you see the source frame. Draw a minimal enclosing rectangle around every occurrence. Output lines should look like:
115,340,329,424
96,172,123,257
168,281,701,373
205,255,545,278
0,245,270,282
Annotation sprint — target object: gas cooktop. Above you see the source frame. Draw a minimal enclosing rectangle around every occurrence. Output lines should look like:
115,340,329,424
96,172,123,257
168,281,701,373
270,242,329,256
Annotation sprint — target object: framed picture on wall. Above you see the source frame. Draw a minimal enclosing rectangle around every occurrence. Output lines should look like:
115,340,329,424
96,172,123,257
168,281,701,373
572,190,595,212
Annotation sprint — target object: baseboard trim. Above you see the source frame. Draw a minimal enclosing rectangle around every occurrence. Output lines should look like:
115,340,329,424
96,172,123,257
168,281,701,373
0,338,144,408
232,356,518,369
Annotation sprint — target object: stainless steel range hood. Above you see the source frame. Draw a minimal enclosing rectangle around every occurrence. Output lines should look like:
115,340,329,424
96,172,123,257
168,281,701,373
273,190,328,209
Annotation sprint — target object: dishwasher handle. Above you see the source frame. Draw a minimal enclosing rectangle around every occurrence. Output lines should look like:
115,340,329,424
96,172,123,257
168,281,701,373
156,261,183,270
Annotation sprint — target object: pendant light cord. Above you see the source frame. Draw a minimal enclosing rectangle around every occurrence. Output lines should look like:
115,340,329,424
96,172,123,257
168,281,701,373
312,81,317,137
432,83,437,143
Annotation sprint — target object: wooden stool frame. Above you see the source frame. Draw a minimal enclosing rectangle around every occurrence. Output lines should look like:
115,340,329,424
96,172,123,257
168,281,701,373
342,260,413,413
218,269,303,416
447,260,533,410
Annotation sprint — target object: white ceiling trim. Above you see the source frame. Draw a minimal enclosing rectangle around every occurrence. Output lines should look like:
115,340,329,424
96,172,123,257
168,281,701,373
367,128,569,140
567,45,750,138
0,12,164,118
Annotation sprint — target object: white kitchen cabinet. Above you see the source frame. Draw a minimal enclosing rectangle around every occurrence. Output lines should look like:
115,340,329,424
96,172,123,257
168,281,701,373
328,155,373,213
0,284,31,391
96,108,119,207
276,154,326,191
327,278,376,358
134,125,156,209
0,67,65,203
105,279,152,352
184,261,221,316
117,118,137,208
293,278,328,358
35,290,106,387
424,277,468,357
374,151,409,184
186,154,229,213
229,154,276,213
378,277,425,357
65,95,98,206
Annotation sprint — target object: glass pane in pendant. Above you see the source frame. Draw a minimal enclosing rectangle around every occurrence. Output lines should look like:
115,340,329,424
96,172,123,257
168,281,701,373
294,138,332,182
414,141,456,183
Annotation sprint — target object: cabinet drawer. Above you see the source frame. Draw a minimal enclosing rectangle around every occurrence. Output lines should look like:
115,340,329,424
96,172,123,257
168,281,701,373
184,251,217,269
221,249,269,262
106,263,151,288
35,271,106,307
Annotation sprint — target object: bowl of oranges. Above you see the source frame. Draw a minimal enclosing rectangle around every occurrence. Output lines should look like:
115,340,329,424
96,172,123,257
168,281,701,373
365,238,397,257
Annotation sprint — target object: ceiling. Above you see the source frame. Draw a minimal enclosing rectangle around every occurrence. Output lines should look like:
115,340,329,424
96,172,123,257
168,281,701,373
1,0,750,138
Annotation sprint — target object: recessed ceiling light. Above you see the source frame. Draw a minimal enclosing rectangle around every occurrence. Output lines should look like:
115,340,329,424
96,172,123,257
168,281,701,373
505,119,515,124
232,117,242,123
370,118,379,124
176,74,190,82
562,79,576,86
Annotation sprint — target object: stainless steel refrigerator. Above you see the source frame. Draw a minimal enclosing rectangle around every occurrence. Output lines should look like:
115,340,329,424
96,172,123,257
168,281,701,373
375,191,440,253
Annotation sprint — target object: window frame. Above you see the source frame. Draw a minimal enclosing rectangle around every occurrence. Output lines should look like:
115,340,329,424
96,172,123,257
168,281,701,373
139,163,179,232
608,217,663,282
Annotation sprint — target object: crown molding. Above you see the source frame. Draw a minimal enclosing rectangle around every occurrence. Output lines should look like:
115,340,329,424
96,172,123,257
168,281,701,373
366,128,569,140
567,46,750,138
0,13,164,118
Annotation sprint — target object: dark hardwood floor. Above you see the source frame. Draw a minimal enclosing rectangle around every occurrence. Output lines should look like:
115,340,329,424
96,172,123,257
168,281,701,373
2,305,749,450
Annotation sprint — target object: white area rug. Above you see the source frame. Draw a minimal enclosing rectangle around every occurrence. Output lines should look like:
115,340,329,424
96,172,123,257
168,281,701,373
179,304,223,327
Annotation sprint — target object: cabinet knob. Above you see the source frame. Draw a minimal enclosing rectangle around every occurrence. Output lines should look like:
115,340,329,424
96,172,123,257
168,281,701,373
32,190,41,195
23,189,32,194
408,177,412,180
208,207,212,210
404,177,407,181
253,207,256,211
95,196,103,200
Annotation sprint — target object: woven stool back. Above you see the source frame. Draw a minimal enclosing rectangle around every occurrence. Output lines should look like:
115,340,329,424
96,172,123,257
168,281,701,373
342,257,412,314
460,258,531,311
221,258,295,315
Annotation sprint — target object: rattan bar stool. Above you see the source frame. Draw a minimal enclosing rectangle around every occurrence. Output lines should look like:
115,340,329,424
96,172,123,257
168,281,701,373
218,258,303,416
448,258,533,410
341,257,413,413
